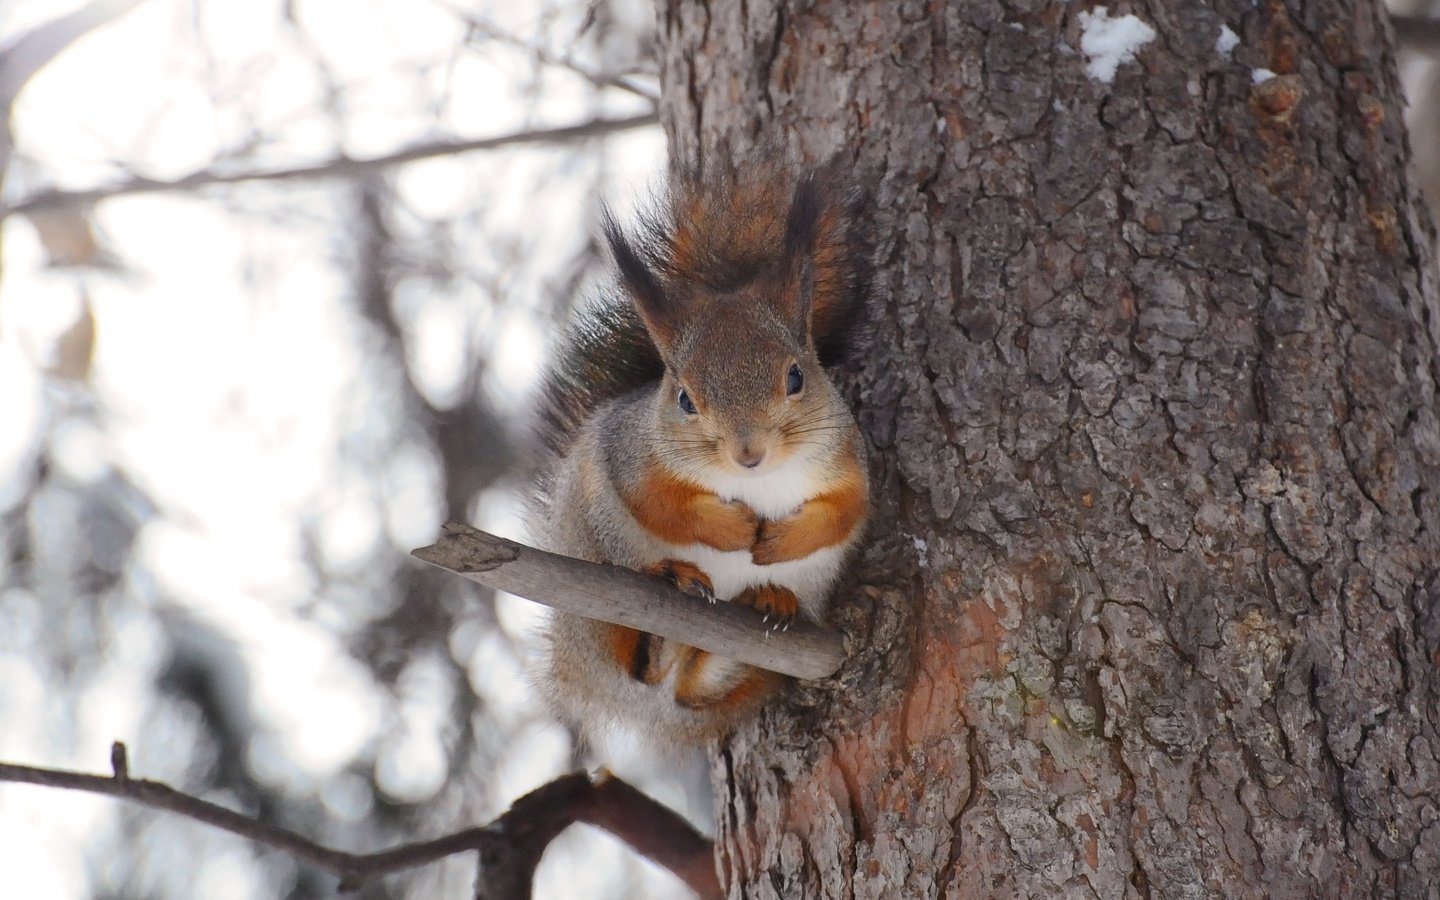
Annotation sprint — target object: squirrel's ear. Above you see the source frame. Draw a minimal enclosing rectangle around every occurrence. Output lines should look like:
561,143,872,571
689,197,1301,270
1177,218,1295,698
780,173,823,342
602,206,678,351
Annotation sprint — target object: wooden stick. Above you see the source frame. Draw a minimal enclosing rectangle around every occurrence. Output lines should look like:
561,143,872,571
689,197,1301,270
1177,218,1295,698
411,523,846,680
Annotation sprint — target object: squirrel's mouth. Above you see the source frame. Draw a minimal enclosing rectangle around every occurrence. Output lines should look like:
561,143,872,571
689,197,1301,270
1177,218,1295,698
721,432,792,474
728,446,768,471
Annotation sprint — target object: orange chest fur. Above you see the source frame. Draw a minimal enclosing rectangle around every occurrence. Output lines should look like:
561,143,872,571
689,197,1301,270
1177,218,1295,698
619,460,867,559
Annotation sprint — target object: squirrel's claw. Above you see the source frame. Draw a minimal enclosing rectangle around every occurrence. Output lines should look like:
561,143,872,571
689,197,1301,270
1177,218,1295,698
735,584,800,633
642,558,716,603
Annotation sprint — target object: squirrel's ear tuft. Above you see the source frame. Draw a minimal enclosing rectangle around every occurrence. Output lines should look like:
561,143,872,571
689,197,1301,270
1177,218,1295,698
603,206,678,351
780,173,824,342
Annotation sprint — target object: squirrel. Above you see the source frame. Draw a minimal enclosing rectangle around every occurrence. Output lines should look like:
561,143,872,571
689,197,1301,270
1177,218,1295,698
530,161,872,750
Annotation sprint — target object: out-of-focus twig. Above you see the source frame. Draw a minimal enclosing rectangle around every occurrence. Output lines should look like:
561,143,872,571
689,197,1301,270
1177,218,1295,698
0,0,150,101
0,113,658,222
1394,15,1440,55
0,742,721,898
438,2,659,101
0,0,151,181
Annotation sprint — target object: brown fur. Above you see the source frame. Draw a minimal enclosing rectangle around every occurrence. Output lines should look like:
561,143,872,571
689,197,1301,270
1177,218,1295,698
532,162,873,750
639,558,716,597
604,625,665,684
734,584,801,623
751,456,869,564
622,465,759,550
673,648,780,710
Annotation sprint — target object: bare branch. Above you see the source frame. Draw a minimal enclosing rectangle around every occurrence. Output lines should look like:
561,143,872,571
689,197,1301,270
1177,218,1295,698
438,3,659,101
0,743,720,898
0,0,151,179
579,772,720,896
0,113,658,222
1393,15,1440,55
473,770,721,900
0,744,399,881
0,0,150,102
411,523,847,680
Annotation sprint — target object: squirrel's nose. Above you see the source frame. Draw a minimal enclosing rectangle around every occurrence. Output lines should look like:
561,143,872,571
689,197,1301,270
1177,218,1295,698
734,446,765,469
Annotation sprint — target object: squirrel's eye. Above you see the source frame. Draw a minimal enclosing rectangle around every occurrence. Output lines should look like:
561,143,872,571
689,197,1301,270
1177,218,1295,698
678,388,697,415
786,363,804,396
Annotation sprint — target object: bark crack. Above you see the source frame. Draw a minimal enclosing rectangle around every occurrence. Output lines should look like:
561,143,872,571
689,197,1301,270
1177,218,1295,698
758,3,786,117
939,724,982,893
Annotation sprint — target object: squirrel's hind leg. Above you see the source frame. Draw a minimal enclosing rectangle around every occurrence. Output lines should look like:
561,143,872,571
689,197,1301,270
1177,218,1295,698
601,624,676,685
672,647,780,711
600,559,723,693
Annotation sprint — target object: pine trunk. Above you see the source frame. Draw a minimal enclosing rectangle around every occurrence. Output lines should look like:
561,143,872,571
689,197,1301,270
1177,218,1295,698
656,0,1440,896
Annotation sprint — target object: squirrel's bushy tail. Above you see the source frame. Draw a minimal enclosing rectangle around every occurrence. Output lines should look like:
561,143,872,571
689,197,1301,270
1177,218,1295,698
533,161,872,465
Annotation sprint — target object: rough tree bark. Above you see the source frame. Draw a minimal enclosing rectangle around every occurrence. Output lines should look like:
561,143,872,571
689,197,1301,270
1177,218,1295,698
656,0,1440,896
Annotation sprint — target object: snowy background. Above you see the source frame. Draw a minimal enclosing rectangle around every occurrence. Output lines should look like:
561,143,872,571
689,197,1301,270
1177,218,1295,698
0,1,683,897
6,2,1440,898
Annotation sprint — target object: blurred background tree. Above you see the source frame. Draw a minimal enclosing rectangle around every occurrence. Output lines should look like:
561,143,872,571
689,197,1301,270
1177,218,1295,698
0,1,680,897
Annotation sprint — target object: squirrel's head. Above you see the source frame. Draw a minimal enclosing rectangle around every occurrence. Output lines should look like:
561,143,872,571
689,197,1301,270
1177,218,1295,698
604,174,839,476
655,298,830,475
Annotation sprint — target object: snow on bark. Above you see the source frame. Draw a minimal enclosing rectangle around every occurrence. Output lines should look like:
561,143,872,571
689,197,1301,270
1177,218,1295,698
1077,7,1157,84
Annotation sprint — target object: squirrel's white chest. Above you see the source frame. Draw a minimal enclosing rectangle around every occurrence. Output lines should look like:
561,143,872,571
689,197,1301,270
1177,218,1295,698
672,544,845,620
669,456,845,619
694,455,821,520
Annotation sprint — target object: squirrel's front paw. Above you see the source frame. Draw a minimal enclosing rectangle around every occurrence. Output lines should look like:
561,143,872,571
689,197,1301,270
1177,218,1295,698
697,498,760,552
751,516,811,565
642,558,716,603
735,584,799,631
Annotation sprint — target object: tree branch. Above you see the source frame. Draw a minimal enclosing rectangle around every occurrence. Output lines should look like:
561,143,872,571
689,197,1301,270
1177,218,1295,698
1393,15,1440,55
439,3,660,101
0,0,151,179
0,113,658,222
0,743,720,899
579,773,720,894
411,523,847,680
0,0,150,102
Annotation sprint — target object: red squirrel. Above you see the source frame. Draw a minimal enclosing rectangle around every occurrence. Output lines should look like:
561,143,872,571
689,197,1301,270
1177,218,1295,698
531,161,872,748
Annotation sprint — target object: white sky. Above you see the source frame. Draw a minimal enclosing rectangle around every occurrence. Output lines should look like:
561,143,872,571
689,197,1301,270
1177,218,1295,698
0,0,671,896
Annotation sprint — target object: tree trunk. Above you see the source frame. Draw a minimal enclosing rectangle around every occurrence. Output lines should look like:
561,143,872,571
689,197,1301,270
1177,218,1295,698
656,0,1440,896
